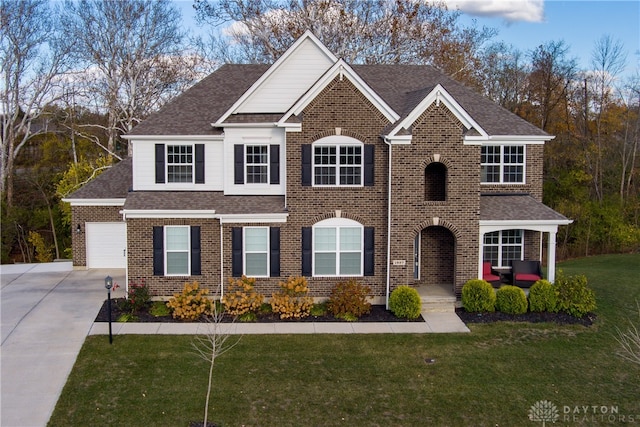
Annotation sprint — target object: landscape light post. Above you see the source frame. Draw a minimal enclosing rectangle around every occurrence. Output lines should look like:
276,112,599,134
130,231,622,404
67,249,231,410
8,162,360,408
104,276,113,344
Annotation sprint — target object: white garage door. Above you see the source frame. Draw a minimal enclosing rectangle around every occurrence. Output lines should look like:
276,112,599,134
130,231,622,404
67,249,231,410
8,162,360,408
86,222,127,268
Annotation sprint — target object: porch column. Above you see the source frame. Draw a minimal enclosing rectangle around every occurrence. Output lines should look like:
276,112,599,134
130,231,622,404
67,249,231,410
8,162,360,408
547,231,557,283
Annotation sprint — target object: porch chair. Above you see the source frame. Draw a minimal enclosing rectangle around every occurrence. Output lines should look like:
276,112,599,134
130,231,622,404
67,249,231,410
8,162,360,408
482,261,502,288
510,260,542,288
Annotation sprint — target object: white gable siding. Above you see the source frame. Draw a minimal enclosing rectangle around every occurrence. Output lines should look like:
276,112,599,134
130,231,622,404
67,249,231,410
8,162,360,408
132,139,223,191
224,127,286,196
236,38,334,114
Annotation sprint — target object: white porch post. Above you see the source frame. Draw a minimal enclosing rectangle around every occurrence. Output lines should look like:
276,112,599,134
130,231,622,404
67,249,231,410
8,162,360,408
547,231,557,283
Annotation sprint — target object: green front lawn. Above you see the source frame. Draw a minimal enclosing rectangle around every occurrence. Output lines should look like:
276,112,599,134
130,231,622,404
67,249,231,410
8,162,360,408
49,254,640,427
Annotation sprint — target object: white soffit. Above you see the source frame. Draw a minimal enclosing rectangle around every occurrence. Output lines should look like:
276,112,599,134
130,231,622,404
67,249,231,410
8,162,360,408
216,31,337,124
62,198,125,206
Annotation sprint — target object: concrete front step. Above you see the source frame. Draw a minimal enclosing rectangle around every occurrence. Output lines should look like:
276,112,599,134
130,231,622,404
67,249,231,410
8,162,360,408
421,296,457,313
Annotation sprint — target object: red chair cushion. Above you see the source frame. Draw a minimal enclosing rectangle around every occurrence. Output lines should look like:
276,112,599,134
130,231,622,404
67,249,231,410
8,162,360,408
482,262,492,275
515,273,541,282
484,274,500,282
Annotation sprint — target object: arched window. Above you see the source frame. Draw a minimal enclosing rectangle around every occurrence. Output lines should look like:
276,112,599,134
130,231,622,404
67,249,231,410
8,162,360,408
425,162,447,201
312,218,363,276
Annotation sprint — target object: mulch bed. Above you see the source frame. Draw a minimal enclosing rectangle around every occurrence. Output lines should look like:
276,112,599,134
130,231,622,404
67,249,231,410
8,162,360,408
94,298,424,323
455,308,596,326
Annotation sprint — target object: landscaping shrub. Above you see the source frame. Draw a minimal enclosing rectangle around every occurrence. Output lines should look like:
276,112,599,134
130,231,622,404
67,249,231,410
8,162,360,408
554,271,596,318
118,279,151,313
388,285,421,319
495,285,528,315
149,300,171,317
327,279,372,320
528,280,558,313
461,279,496,312
222,275,264,316
166,281,213,321
270,276,314,319
310,302,327,317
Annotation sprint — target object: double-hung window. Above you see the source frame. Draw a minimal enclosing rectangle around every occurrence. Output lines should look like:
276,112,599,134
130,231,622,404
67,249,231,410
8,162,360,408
165,226,190,275
313,219,363,276
246,145,268,184
483,229,523,267
481,145,524,184
313,144,362,186
244,227,269,277
167,145,193,183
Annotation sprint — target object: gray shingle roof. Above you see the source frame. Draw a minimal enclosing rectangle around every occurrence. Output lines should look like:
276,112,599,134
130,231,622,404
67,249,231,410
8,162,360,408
124,191,286,214
480,194,569,222
126,63,548,138
66,158,132,199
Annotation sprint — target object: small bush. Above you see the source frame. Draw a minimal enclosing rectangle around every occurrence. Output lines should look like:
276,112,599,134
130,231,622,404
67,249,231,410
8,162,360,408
529,280,558,313
327,279,372,320
118,279,151,313
166,281,213,321
238,312,257,322
461,279,496,312
149,301,171,317
389,285,422,319
555,271,596,318
117,313,138,322
495,285,528,315
310,302,328,317
271,276,314,319
222,276,264,316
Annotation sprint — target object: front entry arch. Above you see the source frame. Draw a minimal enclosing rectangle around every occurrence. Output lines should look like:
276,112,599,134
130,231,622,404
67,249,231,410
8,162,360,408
415,226,455,288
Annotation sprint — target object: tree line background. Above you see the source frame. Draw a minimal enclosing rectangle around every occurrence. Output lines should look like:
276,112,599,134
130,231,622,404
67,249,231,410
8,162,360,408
2,0,638,264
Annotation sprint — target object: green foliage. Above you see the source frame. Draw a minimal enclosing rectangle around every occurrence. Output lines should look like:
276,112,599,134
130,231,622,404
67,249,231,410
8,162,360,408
309,303,327,317
238,311,257,322
495,285,528,315
222,275,264,316
461,279,496,313
27,231,53,262
118,279,151,313
270,276,314,319
149,301,171,317
388,285,422,319
554,271,597,318
528,280,558,313
116,313,138,323
327,279,372,320
166,281,213,321
259,303,273,314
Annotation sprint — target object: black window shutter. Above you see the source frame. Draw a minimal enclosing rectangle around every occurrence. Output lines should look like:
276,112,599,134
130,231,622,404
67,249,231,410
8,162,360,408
191,226,201,275
155,144,165,184
270,227,280,277
301,145,312,186
195,144,205,184
302,227,312,276
270,145,280,185
364,145,374,186
231,227,243,277
364,227,374,276
234,145,244,184
153,226,164,275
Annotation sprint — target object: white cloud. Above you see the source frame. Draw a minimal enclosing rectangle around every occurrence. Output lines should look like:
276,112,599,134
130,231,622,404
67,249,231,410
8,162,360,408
439,0,545,23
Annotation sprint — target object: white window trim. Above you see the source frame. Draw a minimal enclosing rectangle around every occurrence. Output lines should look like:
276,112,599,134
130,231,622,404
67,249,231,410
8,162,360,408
312,217,364,277
481,144,526,185
483,229,524,267
165,225,191,276
166,143,195,184
413,233,421,280
245,145,269,185
312,140,364,188
243,226,269,278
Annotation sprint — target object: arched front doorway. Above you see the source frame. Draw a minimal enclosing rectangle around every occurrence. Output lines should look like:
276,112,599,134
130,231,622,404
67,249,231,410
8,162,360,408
414,226,456,290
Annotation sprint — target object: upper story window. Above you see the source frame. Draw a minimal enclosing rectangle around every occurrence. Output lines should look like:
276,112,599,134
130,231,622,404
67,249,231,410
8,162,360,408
246,145,268,184
167,145,193,183
483,229,523,267
314,144,362,186
481,145,525,184
425,162,447,201
155,143,204,185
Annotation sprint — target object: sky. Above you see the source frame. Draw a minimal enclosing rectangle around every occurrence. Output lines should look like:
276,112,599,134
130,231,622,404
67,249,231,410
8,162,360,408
177,0,639,79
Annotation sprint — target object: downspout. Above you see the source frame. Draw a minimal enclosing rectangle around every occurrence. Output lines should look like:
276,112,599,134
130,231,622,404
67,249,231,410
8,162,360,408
383,136,392,309
220,220,224,300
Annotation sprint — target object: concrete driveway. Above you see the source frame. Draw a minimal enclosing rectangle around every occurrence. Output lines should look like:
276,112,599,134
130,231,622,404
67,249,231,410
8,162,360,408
1,264,125,427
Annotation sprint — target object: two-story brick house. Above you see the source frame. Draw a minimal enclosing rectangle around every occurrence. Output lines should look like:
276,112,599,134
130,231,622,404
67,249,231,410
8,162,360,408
64,32,570,304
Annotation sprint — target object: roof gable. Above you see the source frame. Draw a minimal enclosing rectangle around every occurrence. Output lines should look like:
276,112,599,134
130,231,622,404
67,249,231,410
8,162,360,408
217,31,337,122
